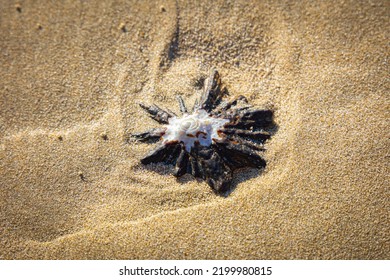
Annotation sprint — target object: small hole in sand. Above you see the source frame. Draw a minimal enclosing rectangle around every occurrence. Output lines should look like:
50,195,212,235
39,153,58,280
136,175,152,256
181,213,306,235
118,22,127,33
78,172,86,181
101,133,108,141
15,4,22,13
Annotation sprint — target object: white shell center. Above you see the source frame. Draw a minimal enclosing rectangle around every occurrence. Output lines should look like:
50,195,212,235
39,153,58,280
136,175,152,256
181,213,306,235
162,109,229,152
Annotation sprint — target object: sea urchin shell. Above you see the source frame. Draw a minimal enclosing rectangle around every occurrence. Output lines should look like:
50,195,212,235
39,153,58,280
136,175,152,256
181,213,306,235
132,68,275,194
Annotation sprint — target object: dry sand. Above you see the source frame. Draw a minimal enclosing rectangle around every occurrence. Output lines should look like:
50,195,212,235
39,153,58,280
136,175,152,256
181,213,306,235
0,0,389,259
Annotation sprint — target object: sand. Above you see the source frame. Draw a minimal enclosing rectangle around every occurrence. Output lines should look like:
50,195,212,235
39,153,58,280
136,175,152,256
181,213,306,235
0,0,389,259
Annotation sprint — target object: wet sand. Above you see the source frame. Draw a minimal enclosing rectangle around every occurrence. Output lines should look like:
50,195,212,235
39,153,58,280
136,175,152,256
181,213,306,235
0,0,389,259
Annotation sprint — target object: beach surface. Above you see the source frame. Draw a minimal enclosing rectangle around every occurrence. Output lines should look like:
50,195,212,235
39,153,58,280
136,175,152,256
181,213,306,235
0,0,389,259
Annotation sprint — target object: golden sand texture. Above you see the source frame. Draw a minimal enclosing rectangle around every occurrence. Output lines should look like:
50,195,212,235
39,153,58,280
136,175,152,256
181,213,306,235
0,0,389,259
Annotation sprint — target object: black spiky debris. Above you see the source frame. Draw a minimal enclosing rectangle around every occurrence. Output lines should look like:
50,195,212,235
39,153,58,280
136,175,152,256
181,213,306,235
132,69,276,195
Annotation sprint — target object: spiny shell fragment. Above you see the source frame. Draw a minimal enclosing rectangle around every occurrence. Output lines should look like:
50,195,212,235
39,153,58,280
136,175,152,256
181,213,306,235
132,68,276,195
